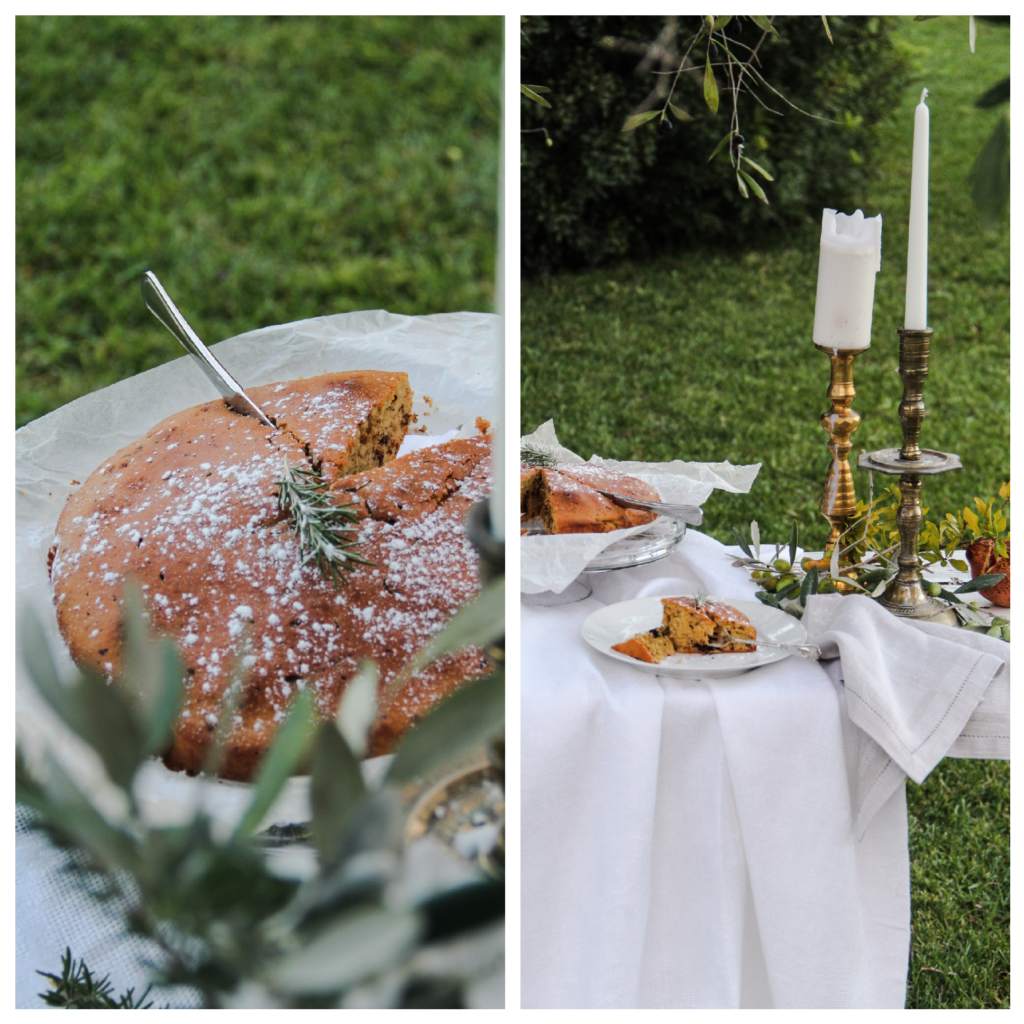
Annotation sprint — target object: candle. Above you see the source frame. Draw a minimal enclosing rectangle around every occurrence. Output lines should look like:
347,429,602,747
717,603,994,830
905,88,929,329
812,208,883,350
491,101,505,542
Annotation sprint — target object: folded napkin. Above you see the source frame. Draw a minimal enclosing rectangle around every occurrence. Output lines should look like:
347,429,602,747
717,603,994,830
802,594,1008,838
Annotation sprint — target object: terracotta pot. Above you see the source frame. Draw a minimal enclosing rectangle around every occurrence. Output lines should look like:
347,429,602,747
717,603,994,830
965,538,1010,607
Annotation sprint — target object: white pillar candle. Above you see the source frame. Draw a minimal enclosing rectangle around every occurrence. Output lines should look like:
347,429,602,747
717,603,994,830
812,208,883,350
904,88,930,330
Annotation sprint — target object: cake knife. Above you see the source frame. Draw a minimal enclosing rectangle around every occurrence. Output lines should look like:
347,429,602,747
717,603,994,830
598,491,704,526
141,271,276,429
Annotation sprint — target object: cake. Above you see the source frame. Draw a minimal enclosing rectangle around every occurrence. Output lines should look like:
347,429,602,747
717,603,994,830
611,628,675,664
613,596,757,662
520,462,660,534
49,371,493,781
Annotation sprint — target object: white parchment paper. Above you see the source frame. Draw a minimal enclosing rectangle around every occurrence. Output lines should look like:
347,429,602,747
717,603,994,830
520,420,760,594
16,309,498,826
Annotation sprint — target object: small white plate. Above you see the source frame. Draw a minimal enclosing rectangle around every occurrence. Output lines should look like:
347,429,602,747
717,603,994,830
582,596,808,677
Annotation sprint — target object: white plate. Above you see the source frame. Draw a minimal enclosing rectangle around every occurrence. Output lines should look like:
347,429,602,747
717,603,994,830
582,597,808,677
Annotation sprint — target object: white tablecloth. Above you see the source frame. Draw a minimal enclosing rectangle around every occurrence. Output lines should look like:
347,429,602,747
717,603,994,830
520,531,1009,1008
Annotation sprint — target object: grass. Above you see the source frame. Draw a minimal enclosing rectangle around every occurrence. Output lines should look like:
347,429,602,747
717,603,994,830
522,16,1009,1010
16,15,502,428
905,759,1009,1008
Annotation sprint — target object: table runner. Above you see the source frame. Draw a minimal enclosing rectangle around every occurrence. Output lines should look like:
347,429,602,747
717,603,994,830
520,530,1008,1008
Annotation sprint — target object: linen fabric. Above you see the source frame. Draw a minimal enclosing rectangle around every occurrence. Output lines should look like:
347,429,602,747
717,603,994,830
520,531,1008,1008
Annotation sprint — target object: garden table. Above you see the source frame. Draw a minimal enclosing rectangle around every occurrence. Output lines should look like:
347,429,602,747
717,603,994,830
520,530,1009,1008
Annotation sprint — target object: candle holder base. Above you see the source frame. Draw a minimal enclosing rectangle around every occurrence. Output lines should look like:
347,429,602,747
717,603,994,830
858,327,962,629
875,582,960,627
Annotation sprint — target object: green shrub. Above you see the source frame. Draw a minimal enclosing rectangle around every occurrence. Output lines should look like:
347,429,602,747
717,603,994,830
521,15,911,274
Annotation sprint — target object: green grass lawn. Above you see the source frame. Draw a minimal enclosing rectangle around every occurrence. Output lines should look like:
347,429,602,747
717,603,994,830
522,15,1009,1010
16,15,501,428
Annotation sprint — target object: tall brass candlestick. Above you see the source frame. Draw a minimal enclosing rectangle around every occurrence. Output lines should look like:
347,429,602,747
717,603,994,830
815,345,865,554
858,328,961,625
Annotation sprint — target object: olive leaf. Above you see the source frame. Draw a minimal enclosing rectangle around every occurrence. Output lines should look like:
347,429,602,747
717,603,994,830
707,132,735,163
975,77,1010,108
739,168,769,204
732,526,752,558
335,660,378,756
121,583,185,753
19,606,146,792
741,155,774,181
521,84,551,109
955,573,1006,594
232,688,317,841
410,578,504,672
310,722,366,866
387,670,505,784
748,16,779,37
821,16,833,44
704,53,719,114
750,520,761,562
668,102,692,122
264,906,423,996
800,567,819,604
621,109,660,133
970,113,1009,230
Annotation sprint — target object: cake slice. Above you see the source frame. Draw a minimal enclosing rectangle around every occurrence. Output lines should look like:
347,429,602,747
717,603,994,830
611,628,675,664
520,462,660,534
258,370,412,483
661,596,718,652
660,596,756,654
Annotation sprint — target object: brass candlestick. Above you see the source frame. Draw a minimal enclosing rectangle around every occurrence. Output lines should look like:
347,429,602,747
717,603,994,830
858,328,961,625
815,345,866,555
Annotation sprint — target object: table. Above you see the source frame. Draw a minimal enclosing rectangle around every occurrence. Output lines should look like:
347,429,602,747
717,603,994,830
520,530,1009,1008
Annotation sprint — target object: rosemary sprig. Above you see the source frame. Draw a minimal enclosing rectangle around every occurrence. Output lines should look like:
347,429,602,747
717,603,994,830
520,441,557,467
276,461,375,588
38,948,155,1008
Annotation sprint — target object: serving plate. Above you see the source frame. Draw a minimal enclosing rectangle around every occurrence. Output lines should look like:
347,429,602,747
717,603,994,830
582,596,807,677
582,517,687,572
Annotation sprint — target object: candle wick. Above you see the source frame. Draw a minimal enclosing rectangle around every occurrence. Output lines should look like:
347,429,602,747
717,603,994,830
920,87,928,105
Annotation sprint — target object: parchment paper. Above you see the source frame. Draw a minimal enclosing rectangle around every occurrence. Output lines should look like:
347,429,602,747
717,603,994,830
16,309,498,827
520,420,760,594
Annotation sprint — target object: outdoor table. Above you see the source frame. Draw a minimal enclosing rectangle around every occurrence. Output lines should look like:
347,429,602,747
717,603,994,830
520,530,1009,1009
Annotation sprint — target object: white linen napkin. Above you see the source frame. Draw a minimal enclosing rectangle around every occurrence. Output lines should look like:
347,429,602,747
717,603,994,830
802,593,1008,838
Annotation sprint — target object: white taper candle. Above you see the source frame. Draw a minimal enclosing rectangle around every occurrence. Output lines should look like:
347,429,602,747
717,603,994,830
905,88,930,330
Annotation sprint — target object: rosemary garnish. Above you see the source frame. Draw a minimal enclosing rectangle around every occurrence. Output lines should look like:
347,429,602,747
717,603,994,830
693,591,710,608
276,461,375,588
520,441,557,467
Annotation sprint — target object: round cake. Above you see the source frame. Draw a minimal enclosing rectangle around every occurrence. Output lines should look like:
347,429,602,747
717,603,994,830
520,462,660,534
49,371,493,781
